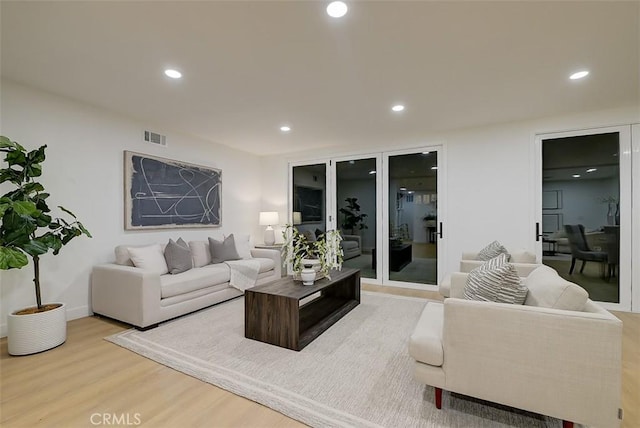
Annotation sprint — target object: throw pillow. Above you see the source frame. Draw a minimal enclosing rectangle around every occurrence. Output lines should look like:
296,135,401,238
127,244,169,275
164,238,193,274
464,253,528,304
232,234,253,259
209,234,241,264
477,240,511,261
302,230,316,243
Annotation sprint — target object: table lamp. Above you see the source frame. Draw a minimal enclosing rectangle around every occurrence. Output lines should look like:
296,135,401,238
292,211,302,225
259,211,279,246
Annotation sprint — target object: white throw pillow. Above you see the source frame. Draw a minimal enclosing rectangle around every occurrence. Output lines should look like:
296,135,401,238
232,234,253,259
464,253,528,304
127,244,169,275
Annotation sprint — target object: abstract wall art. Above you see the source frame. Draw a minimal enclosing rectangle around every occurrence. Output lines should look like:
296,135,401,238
124,151,221,229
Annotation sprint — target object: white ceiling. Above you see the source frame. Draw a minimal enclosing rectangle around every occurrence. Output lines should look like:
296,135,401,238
1,1,638,156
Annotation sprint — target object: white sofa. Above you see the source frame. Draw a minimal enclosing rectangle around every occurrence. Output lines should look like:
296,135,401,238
91,241,281,329
410,265,623,428
341,234,362,260
440,250,539,297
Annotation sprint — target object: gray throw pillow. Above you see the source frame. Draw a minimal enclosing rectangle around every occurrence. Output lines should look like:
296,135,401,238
164,238,193,274
477,240,511,261
464,253,528,304
209,234,241,264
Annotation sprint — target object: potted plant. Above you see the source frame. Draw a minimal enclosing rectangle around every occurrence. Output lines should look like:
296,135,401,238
281,224,343,284
339,197,368,235
0,136,91,355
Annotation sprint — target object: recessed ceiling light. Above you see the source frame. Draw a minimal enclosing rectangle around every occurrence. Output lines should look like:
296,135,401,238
408,191,414,194
431,166,438,170
369,170,376,174
399,187,407,191
572,174,581,178
586,168,597,173
391,104,405,112
327,1,348,18
280,126,291,132
164,69,182,79
569,70,589,80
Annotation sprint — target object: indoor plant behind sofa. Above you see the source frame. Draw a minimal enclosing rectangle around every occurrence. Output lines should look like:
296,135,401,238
0,136,92,355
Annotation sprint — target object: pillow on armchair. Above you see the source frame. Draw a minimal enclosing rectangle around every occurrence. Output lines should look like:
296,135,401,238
464,253,528,304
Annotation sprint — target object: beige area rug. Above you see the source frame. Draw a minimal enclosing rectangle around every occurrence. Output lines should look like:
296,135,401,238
107,292,559,428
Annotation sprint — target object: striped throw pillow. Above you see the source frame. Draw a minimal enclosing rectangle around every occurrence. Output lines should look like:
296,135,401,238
477,240,511,261
464,253,528,304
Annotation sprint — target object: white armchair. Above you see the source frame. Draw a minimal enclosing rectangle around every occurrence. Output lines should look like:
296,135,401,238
341,234,361,260
410,266,623,427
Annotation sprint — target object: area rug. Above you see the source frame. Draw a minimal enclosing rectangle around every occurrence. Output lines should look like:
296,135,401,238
106,292,559,428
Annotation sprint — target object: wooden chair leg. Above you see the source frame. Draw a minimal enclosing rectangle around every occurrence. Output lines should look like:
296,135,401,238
569,257,576,274
562,420,573,428
435,387,442,409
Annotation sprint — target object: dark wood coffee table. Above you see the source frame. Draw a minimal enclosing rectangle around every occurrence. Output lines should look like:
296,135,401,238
244,268,360,351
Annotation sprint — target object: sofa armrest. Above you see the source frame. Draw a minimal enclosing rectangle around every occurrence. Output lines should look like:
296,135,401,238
448,272,469,298
442,298,622,427
91,264,161,328
250,248,282,277
342,235,361,246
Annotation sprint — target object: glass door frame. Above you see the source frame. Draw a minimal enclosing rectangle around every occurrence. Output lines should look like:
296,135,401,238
330,154,383,285
632,124,640,313
534,125,632,311
382,146,446,291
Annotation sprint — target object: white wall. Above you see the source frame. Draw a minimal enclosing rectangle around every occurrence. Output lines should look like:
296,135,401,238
260,105,639,285
0,80,263,336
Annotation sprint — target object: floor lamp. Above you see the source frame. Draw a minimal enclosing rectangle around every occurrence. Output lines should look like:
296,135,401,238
259,212,279,246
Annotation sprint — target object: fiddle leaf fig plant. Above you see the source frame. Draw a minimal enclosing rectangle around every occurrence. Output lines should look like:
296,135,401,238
0,136,92,310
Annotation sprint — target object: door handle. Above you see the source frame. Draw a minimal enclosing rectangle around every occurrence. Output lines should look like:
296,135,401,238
437,222,444,239
535,222,544,241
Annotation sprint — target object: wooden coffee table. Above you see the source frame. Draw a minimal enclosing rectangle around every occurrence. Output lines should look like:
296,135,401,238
244,268,360,351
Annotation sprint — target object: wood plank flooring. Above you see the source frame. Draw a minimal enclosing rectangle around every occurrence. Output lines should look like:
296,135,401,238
1,284,638,428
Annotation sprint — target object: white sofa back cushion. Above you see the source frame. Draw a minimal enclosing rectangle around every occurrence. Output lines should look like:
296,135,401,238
115,244,167,266
189,240,212,268
510,249,536,264
233,234,252,259
524,265,588,311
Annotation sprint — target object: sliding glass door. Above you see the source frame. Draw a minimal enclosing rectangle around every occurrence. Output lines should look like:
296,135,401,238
384,149,442,287
291,161,331,240
536,126,632,311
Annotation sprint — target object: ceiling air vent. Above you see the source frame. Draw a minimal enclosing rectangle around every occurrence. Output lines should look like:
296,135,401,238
143,130,167,147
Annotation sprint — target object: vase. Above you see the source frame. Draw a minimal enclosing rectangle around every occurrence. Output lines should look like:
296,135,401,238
615,203,620,225
300,268,316,285
607,203,615,226
7,302,66,355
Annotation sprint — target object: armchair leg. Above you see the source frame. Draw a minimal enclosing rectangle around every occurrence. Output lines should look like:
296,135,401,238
569,257,576,274
434,387,442,409
562,421,573,428
579,260,586,274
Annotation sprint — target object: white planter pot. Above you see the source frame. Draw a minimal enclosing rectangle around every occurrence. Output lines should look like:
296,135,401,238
7,303,67,356
300,268,316,285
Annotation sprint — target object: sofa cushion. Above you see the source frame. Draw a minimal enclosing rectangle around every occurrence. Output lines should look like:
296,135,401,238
164,238,193,274
477,240,511,261
160,264,231,298
209,235,241,264
233,234,253,259
341,240,359,251
127,244,169,275
409,302,444,367
464,254,528,304
189,240,211,268
524,265,588,311
115,243,167,266
510,249,536,264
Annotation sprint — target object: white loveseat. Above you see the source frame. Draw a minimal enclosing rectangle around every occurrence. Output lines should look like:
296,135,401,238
91,241,281,329
409,265,623,427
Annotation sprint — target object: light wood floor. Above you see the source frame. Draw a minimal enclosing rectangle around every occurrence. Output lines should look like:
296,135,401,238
1,285,638,428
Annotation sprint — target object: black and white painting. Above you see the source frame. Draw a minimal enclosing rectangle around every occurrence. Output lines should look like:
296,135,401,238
124,151,221,229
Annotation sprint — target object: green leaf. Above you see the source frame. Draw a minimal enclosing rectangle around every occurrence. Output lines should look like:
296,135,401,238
77,222,92,238
0,136,14,149
21,239,49,256
28,145,46,163
58,206,77,219
23,182,45,195
6,150,27,167
25,163,42,177
13,200,39,216
0,246,28,270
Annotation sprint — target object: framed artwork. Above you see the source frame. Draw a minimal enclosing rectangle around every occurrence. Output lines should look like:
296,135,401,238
124,151,221,229
542,213,563,234
293,186,323,223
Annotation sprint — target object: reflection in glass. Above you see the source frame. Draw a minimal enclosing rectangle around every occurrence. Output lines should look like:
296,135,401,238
292,164,327,239
542,133,620,303
387,152,438,285
336,158,376,279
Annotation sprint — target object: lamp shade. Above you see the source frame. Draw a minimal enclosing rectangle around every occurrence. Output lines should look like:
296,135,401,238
259,211,279,226
292,211,302,225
